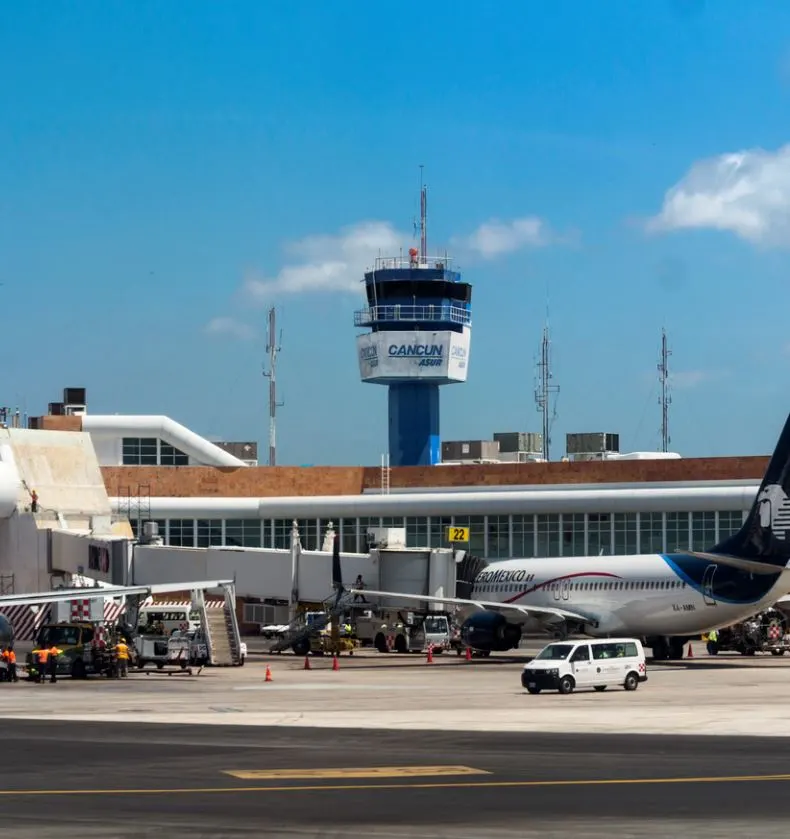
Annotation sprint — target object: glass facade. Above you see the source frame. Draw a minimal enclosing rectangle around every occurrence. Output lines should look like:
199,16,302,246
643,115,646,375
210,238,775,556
122,437,189,466
134,509,748,558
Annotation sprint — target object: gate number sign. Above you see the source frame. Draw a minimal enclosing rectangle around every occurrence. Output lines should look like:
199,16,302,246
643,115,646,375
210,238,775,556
446,526,470,543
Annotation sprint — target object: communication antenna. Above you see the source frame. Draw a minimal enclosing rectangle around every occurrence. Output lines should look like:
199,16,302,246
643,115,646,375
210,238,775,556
534,303,560,461
658,327,672,452
262,307,284,466
412,165,427,262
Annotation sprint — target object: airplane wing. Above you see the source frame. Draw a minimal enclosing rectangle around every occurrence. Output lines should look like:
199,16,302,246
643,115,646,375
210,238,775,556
346,588,590,623
677,552,788,575
0,579,235,610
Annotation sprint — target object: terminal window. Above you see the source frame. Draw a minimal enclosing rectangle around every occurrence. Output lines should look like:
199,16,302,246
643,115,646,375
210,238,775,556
122,437,157,465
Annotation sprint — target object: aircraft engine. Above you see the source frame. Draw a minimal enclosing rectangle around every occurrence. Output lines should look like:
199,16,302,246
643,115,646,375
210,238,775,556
460,611,522,653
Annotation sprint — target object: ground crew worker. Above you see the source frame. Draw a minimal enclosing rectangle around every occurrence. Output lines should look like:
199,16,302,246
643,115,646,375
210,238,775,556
48,644,62,683
5,646,17,682
30,489,38,513
707,629,719,656
36,646,49,684
115,638,129,678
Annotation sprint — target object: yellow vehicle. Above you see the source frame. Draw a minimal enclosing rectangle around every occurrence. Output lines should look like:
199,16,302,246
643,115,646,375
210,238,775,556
309,628,357,656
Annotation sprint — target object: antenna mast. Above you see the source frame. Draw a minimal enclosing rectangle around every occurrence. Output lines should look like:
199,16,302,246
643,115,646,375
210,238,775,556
262,307,284,466
534,323,560,461
658,327,672,452
419,164,427,261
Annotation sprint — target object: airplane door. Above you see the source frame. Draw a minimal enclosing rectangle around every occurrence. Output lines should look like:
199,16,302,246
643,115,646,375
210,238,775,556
702,564,717,606
561,579,570,601
553,583,561,601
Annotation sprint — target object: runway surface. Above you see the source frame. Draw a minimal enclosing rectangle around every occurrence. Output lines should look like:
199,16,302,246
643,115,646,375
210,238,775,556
4,720,790,837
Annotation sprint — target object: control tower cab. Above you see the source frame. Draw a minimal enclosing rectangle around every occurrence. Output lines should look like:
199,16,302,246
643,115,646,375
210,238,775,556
354,189,472,467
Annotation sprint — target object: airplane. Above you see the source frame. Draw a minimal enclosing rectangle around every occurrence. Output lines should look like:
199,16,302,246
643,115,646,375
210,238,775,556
0,579,235,647
337,411,790,661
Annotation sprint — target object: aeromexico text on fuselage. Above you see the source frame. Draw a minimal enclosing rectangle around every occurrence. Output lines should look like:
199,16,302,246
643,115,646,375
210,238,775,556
468,553,784,637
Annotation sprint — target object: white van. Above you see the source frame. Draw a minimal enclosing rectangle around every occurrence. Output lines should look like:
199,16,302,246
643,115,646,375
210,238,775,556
521,638,647,695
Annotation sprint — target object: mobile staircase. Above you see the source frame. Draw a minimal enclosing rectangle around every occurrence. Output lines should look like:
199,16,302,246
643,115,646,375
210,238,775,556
195,583,243,666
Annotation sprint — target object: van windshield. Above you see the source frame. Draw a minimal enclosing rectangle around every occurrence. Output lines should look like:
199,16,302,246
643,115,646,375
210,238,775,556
534,643,574,661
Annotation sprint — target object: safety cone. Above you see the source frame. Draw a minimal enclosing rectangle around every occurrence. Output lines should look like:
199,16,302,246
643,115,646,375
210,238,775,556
303,655,311,670
426,645,434,664
265,665,273,682
332,655,339,671
687,643,693,658
465,646,472,661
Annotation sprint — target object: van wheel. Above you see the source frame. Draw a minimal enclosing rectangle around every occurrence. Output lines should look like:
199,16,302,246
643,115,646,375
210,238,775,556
624,672,639,691
594,685,607,692
558,676,574,695
526,686,540,695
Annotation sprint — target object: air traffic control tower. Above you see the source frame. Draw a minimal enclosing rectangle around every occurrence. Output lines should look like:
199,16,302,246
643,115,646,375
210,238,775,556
354,186,472,467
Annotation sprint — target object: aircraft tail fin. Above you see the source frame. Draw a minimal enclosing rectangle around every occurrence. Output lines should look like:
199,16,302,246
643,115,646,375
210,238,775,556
711,412,790,567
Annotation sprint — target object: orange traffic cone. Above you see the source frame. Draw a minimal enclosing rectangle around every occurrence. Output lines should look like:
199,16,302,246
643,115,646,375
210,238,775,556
332,655,339,671
304,656,311,670
426,645,434,664
265,665,272,682
687,643,693,658
465,646,472,661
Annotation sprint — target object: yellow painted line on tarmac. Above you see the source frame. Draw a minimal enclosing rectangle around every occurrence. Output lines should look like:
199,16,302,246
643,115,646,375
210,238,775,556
2,772,790,797
223,765,489,780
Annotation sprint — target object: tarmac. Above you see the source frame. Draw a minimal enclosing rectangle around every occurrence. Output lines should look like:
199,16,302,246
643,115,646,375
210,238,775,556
4,645,790,836
5,644,790,736
3,721,790,837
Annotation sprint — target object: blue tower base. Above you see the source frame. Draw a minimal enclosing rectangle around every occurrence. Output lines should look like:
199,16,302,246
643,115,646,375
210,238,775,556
388,383,440,467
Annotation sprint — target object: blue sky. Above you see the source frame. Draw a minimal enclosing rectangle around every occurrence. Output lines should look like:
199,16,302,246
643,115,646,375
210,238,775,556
2,0,790,464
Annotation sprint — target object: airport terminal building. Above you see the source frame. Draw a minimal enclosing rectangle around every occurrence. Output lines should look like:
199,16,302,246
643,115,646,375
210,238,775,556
21,393,764,563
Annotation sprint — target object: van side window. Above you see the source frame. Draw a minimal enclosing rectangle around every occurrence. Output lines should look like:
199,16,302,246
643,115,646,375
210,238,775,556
624,642,638,657
570,645,590,662
592,643,627,659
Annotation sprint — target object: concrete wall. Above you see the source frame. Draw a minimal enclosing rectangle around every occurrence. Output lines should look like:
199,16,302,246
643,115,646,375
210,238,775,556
7,428,112,523
0,514,51,592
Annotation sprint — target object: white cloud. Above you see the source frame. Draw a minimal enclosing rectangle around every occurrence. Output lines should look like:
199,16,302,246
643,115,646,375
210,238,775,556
647,144,790,244
671,369,728,389
204,316,256,341
461,216,554,258
244,221,408,299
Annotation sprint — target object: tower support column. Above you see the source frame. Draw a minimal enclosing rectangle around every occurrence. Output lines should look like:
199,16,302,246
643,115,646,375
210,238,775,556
388,383,440,467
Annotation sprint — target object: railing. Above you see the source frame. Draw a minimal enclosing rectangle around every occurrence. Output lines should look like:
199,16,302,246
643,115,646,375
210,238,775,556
371,255,454,271
354,304,471,328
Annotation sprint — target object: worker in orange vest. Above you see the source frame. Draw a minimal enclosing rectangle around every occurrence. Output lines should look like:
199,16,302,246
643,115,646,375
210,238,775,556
47,644,62,683
3,646,17,682
36,647,49,684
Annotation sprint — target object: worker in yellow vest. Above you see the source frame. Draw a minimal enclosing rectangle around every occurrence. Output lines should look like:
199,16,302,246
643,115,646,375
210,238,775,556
115,639,130,678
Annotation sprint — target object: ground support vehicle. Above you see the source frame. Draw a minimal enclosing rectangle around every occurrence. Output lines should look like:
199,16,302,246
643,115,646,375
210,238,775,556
26,621,137,679
354,610,452,654
521,638,648,695
706,608,790,656
309,629,358,656
135,631,210,669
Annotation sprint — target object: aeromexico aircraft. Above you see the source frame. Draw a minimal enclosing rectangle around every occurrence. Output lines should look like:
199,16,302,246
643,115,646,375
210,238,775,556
343,413,790,661
0,579,234,646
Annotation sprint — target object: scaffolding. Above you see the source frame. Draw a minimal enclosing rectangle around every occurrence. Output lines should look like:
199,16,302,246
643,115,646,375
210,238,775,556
116,484,152,539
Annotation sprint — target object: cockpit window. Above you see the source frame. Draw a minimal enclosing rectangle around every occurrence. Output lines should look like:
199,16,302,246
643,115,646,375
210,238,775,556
534,643,573,661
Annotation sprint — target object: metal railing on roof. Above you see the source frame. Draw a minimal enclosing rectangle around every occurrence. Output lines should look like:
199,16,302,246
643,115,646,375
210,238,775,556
371,255,455,271
353,304,471,328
